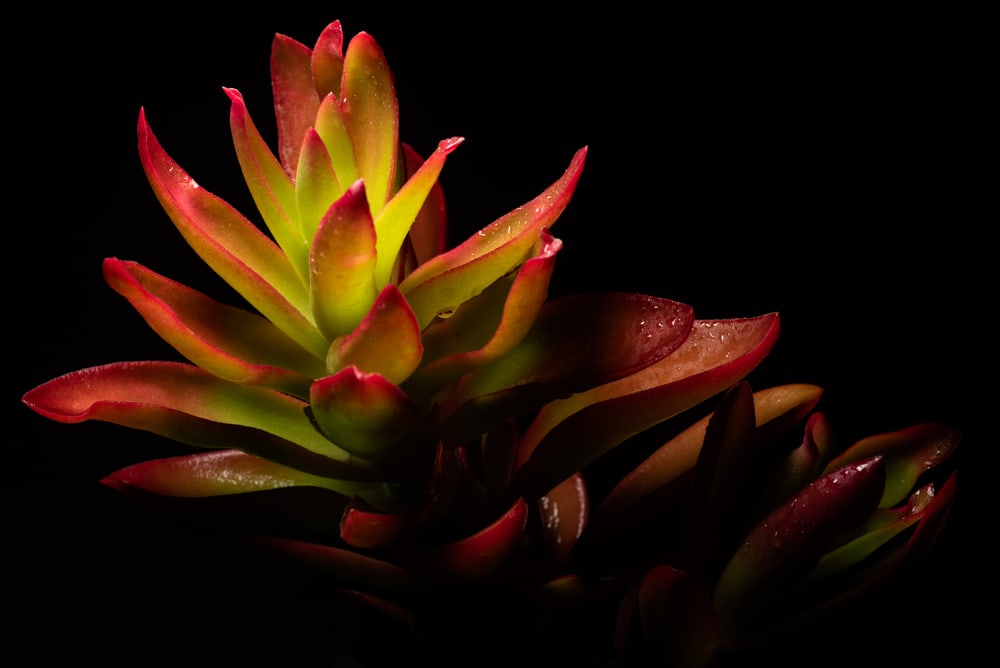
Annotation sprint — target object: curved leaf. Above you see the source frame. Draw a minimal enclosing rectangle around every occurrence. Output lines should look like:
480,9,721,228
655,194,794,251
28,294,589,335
342,31,399,215
227,88,307,284
373,137,463,288
22,361,365,477
399,147,587,329
402,143,449,268
101,449,379,501
537,472,589,564
309,180,379,339
417,498,528,579
327,285,423,386
270,31,321,176
441,293,695,447
405,231,562,398
310,367,418,459
311,20,345,99
137,110,326,358
514,314,780,499
597,383,823,527
103,258,323,396
713,456,886,636
822,422,961,508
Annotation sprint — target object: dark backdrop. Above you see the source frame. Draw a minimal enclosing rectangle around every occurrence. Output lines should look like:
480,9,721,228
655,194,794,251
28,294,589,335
14,6,985,665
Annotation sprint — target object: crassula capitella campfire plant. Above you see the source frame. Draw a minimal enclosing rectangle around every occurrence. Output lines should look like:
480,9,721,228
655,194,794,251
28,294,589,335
23,19,959,667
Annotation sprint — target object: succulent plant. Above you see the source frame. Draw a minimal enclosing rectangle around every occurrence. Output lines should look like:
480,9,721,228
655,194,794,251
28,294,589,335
22,19,959,667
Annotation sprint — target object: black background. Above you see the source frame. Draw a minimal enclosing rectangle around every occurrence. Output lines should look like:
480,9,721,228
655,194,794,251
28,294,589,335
13,5,986,666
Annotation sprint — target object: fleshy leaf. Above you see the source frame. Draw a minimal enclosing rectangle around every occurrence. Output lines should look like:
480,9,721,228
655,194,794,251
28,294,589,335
227,88,307,284
372,137,463,288
309,180,379,339
309,367,418,459
103,258,323,396
399,147,587,329
537,472,588,564
683,382,759,585
101,449,379,501
341,31,398,215
138,110,326,358
514,314,780,499
405,231,562,398
311,21,345,99
313,94,358,193
340,496,419,549
822,422,961,508
294,128,344,242
417,498,528,579
326,285,423,386
596,384,823,528
440,293,695,447
270,32,321,176
402,143,449,267
22,361,365,478
713,456,886,636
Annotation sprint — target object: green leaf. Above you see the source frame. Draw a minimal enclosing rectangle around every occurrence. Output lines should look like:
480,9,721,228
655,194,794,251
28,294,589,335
326,285,423,386
404,231,562,398
822,422,961,507
102,449,380,501
373,137,463,288
308,180,379,339
713,456,886,637
342,31,399,215
227,88,308,285
399,147,587,329
22,361,366,478
309,367,418,459
104,258,323,397
138,110,327,358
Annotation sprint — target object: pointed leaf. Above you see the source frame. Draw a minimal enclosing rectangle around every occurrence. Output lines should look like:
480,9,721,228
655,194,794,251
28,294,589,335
271,32,320,176
327,285,423,386
822,422,961,507
138,110,326,358
399,147,587,329
441,293,695,447
341,31,398,214
314,93,358,192
514,314,780,499
373,137,463,287
402,143,449,267
340,496,419,549
22,361,367,478
102,449,381,501
309,180,379,339
104,258,323,396
713,456,886,635
405,231,562,398
309,367,418,459
295,129,344,243
418,498,528,579
311,21,345,98
597,384,823,526
226,88,308,284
